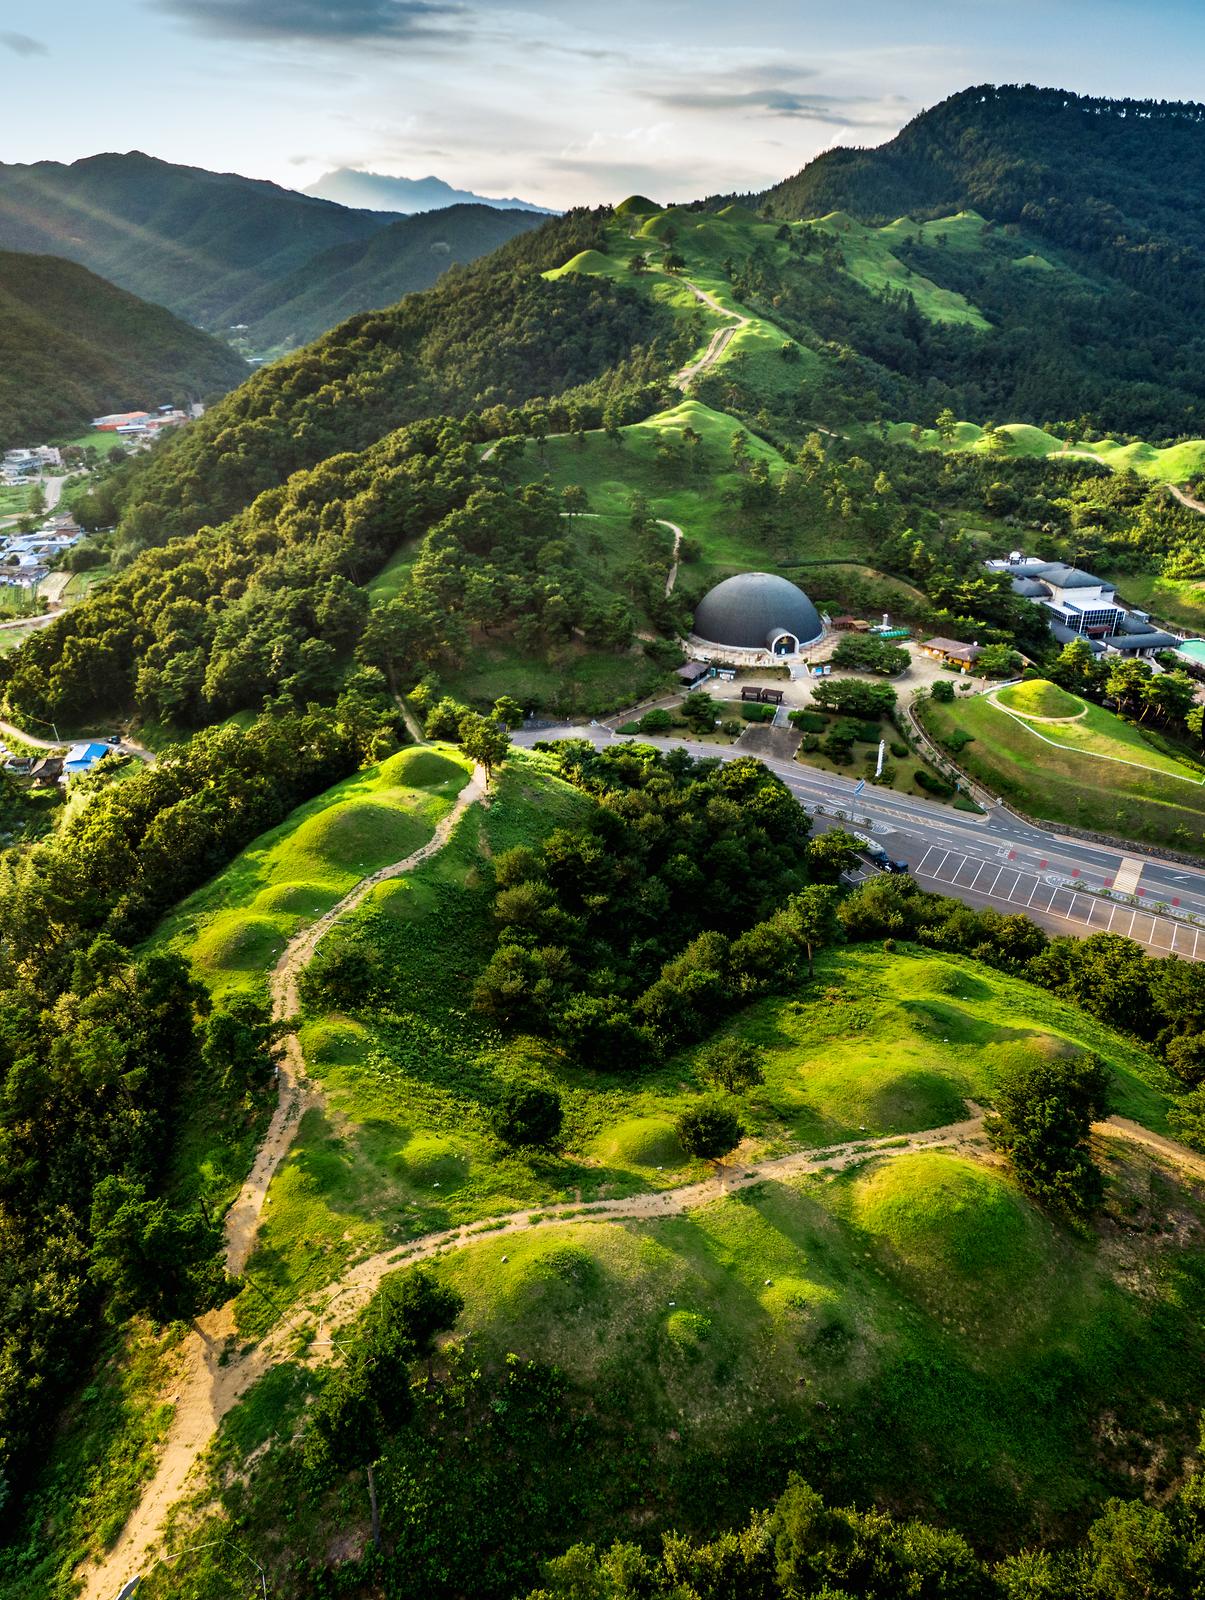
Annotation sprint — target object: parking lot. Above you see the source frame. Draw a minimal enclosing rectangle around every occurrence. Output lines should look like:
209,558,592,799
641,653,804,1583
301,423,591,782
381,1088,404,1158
915,845,1204,958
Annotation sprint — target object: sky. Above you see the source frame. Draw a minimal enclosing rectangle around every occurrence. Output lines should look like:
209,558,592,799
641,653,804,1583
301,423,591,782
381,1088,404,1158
4,1,1205,209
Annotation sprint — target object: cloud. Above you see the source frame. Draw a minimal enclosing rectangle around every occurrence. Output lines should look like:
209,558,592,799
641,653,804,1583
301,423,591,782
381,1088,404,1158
155,0,465,45
650,83,903,128
1,32,48,56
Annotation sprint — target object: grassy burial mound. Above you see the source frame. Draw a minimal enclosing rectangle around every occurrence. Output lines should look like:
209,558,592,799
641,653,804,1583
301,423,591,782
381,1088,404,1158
228,746,1172,1338
180,1129,1205,1593
994,677,1086,718
152,745,474,1002
921,684,1205,852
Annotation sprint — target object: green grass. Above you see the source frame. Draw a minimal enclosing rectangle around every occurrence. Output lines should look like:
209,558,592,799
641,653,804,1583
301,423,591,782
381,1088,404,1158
506,399,861,594
425,1129,1205,1547
1110,569,1205,632
883,415,1205,482
920,690,1205,853
806,211,991,329
151,743,473,1004
995,679,1085,718
233,751,1171,1333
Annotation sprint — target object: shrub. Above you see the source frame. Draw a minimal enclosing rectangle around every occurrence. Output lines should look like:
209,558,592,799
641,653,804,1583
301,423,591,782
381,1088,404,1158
930,678,955,703
800,734,820,752
676,1101,744,1163
788,709,827,733
491,1085,564,1150
890,740,908,758
830,636,910,675
638,707,673,733
740,702,776,723
720,719,742,737
915,769,956,797
943,729,974,754
617,721,641,735
872,763,897,784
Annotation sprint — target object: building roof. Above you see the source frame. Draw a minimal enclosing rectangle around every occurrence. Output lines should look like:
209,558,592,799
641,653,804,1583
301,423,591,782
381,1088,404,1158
1049,623,1106,654
676,661,709,683
1032,562,1109,590
1111,630,1177,652
1011,577,1051,598
64,742,110,768
922,637,982,660
693,571,822,650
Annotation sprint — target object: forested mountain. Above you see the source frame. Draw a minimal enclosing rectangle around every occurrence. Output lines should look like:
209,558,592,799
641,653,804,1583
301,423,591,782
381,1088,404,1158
761,84,1205,311
233,204,545,352
0,152,393,329
0,250,249,450
73,207,679,557
305,168,554,215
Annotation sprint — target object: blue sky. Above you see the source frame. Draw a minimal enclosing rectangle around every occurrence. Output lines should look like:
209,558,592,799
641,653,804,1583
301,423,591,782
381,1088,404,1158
5,2,1205,208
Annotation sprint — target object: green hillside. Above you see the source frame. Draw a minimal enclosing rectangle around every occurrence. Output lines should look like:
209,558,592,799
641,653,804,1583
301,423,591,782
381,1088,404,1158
0,249,249,449
0,151,391,328
38,746,1201,1600
231,204,544,353
920,683,1205,853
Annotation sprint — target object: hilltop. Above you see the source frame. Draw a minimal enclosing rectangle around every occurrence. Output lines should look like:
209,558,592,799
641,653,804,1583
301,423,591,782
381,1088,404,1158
0,249,249,450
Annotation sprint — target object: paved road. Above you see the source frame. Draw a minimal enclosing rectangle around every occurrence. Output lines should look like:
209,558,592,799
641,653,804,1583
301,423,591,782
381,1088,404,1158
517,727,1205,957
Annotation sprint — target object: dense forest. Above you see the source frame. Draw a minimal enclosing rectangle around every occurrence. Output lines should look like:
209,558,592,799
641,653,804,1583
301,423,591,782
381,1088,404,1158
233,203,544,351
73,206,676,555
0,251,248,450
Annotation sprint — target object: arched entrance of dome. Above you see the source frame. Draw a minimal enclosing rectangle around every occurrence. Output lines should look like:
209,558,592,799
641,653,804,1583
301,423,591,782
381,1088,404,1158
769,630,799,656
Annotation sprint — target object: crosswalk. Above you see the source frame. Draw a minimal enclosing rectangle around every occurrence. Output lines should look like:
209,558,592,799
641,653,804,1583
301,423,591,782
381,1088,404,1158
915,845,1204,960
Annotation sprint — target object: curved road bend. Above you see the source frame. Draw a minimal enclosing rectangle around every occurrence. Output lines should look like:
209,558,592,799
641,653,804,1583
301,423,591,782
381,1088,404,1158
515,727,1205,958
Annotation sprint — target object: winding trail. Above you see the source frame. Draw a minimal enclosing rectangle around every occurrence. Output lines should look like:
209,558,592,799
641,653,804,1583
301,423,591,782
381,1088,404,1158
79,1112,988,1599
673,281,750,389
1167,482,1205,515
76,743,1205,1597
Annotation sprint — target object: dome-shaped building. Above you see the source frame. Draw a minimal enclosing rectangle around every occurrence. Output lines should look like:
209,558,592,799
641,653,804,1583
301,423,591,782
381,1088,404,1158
693,572,823,656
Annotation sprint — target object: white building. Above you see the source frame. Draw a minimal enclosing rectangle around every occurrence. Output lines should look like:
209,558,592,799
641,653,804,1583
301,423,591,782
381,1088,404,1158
987,554,1178,659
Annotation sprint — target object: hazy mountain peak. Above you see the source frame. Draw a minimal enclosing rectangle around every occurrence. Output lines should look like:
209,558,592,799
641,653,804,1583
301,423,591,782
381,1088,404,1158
304,167,556,216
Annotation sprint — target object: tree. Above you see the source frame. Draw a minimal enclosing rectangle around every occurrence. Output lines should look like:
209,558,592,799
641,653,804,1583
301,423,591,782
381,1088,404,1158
976,643,1023,678
681,692,720,734
1105,658,1152,719
697,1037,765,1095
458,711,511,781
676,1100,744,1165
560,484,588,521
305,1266,461,1546
90,1175,226,1324
985,1053,1111,1218
807,828,861,883
201,996,280,1093
628,252,649,274
1166,1033,1205,1088
491,1084,564,1150
785,885,843,977
426,696,470,739
935,407,958,443
491,694,525,730
930,678,955,703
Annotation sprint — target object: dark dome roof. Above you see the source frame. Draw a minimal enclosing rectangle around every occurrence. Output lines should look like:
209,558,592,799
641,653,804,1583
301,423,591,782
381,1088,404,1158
693,572,823,650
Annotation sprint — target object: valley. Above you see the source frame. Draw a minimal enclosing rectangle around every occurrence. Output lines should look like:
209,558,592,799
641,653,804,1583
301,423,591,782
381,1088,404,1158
3,74,1205,1600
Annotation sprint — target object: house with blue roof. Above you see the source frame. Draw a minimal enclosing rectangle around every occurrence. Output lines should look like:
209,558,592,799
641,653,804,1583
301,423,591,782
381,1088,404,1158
64,742,111,776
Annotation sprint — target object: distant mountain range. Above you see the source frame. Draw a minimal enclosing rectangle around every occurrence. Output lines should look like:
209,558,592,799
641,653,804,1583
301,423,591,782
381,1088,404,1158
0,152,549,354
0,249,249,449
303,168,555,216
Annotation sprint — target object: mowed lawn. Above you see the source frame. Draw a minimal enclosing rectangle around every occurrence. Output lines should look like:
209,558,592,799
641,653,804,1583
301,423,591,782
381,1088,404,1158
921,688,1205,853
151,744,473,1004
233,751,1170,1334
